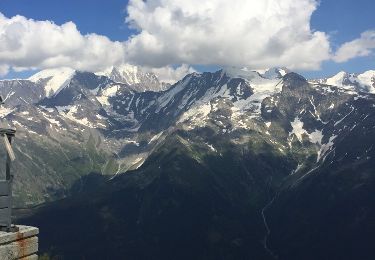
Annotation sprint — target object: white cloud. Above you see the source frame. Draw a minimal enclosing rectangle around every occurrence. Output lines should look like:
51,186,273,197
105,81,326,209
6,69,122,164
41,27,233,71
0,13,125,73
1,2,374,80
145,64,196,84
333,30,375,62
124,0,331,70
0,64,10,77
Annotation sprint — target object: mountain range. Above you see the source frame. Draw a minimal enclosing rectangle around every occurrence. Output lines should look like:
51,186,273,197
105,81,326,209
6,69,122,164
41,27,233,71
0,65,374,259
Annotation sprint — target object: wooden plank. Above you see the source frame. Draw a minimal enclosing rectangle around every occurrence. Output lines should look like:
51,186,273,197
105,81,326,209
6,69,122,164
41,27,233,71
3,135,15,161
0,208,10,225
0,182,10,197
0,196,9,209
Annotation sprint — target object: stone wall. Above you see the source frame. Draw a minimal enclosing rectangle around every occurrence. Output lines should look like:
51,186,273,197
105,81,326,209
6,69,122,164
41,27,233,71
0,226,38,260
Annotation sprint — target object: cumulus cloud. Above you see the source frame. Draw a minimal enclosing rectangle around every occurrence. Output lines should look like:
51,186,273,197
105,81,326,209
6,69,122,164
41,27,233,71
1,1,375,80
0,64,10,77
333,30,375,62
0,13,125,74
124,0,331,70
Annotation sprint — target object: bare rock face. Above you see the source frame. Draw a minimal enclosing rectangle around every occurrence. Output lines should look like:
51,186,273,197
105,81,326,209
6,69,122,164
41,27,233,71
0,80,45,108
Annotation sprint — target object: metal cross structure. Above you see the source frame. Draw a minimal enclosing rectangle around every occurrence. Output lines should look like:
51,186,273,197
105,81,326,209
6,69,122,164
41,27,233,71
0,96,18,232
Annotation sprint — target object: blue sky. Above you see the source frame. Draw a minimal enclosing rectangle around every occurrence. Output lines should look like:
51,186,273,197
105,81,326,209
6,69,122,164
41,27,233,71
0,0,374,80
0,0,133,41
308,0,375,77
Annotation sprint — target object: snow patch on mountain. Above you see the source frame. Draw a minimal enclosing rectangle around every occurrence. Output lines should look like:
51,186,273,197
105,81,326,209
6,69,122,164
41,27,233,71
4,91,15,101
0,107,14,118
317,135,337,162
40,111,62,127
235,90,275,114
148,132,164,144
205,143,217,152
97,84,123,107
177,102,211,128
157,76,192,112
290,117,307,142
55,105,99,128
290,117,324,146
309,130,323,145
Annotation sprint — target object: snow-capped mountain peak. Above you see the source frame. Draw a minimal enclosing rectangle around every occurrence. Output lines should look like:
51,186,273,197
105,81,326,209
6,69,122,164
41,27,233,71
223,67,262,81
224,67,289,80
28,67,76,97
325,71,348,87
320,70,375,93
357,70,375,89
97,64,141,85
97,64,166,92
223,67,283,94
256,67,290,79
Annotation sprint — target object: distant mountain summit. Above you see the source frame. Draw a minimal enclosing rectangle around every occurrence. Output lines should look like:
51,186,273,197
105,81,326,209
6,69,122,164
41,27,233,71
311,70,375,93
224,67,289,80
96,64,169,92
257,67,290,79
28,67,76,97
23,64,168,101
